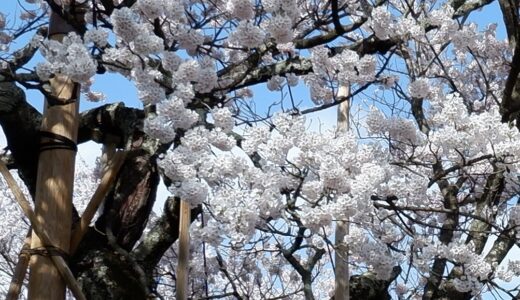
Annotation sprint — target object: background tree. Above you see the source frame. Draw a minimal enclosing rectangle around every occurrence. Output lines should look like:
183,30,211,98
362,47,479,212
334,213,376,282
0,0,520,299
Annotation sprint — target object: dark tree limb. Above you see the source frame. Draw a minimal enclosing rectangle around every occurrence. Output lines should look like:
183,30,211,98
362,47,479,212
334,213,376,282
0,78,41,196
498,0,519,48
333,266,401,300
464,167,505,254
499,0,520,127
453,0,495,17
78,102,145,147
423,170,462,299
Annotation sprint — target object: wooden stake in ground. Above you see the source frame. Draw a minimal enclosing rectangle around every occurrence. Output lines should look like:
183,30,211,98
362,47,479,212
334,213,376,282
28,8,81,300
176,200,191,300
335,85,350,300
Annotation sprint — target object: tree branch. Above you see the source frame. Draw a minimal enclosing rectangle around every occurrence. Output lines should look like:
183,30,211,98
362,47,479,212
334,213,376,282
0,78,41,196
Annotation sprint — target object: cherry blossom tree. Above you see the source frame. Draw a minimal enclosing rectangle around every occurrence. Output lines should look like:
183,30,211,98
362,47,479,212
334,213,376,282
0,0,520,299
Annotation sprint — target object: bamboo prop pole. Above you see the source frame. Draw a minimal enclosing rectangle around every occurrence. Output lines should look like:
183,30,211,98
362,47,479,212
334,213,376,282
335,85,350,300
69,151,127,254
0,163,86,300
99,144,117,174
6,233,31,300
176,200,191,300
28,6,82,299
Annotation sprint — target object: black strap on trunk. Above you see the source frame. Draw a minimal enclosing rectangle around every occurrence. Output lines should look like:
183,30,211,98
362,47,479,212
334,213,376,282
39,131,78,153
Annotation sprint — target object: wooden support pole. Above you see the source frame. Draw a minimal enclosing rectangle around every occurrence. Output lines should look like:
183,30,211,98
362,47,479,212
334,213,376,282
28,7,81,300
335,85,350,300
6,233,31,300
69,151,126,254
99,143,117,174
176,200,191,300
0,163,86,300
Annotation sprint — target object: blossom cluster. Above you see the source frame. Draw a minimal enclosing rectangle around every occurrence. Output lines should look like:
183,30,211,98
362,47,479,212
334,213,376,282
36,33,97,83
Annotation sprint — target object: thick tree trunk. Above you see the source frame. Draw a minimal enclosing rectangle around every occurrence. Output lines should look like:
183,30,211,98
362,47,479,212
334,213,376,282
72,231,148,300
73,127,160,298
95,150,158,250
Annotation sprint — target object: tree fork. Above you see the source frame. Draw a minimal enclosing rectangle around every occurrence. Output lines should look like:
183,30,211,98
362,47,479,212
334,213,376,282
28,4,82,300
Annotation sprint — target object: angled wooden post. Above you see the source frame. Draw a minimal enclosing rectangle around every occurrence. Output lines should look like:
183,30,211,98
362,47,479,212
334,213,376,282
28,6,81,300
176,200,191,300
6,233,31,300
70,151,126,254
335,85,350,300
0,163,85,300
